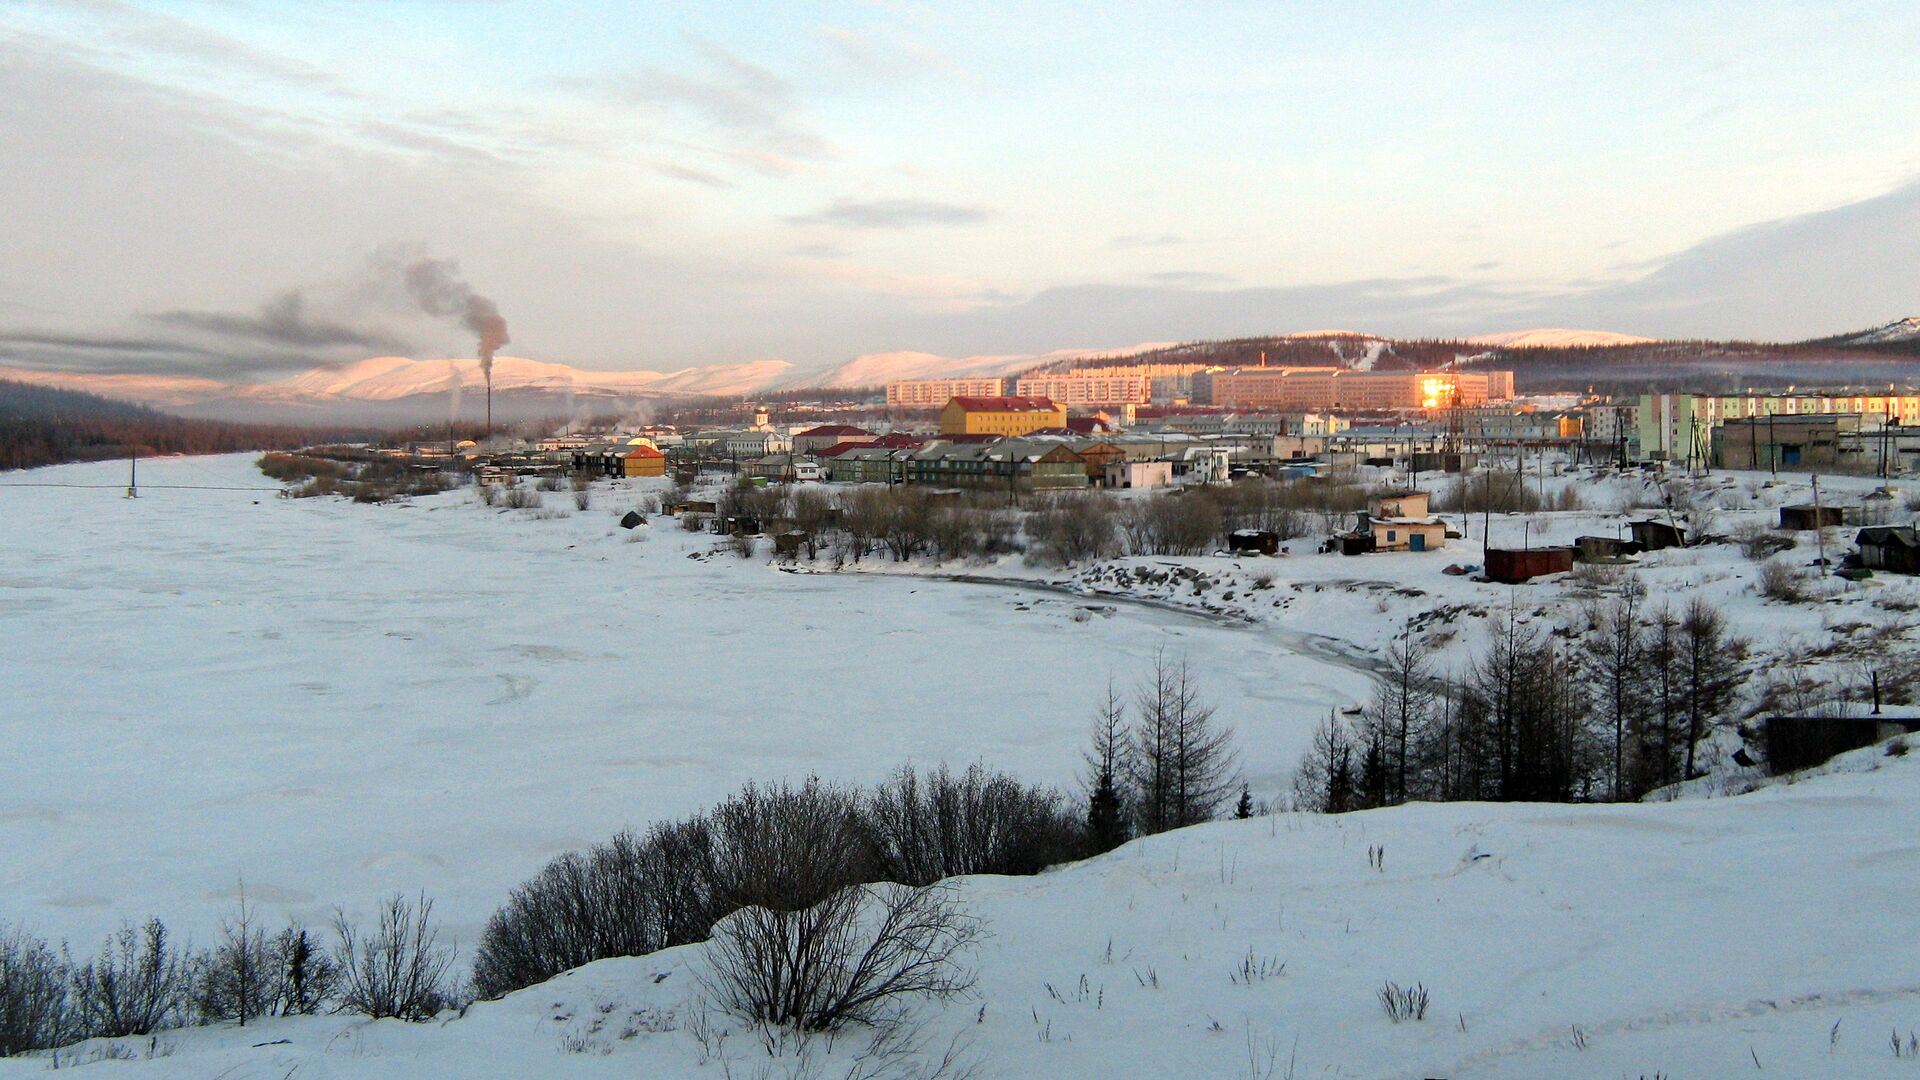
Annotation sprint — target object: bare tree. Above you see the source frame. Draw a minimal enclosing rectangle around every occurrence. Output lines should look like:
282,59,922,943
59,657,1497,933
1083,679,1132,853
202,888,272,1025
1363,628,1438,805
1680,597,1744,779
1129,650,1238,832
1584,584,1648,800
332,893,456,1022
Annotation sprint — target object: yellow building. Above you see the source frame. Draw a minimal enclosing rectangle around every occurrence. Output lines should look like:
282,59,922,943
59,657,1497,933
621,445,667,477
939,396,1068,437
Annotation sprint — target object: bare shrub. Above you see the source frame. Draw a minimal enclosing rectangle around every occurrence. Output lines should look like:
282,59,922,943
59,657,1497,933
729,531,758,559
1122,492,1223,556
864,764,1083,886
574,488,592,511
703,881,979,1032
332,893,456,1022
0,925,73,1056
1550,485,1585,511
68,919,194,1038
504,487,543,510
471,821,720,1000
707,779,873,916
1026,493,1119,566
1378,981,1430,1022
1433,471,1545,515
537,473,565,492
683,511,710,532
1758,558,1808,603
1731,520,1794,561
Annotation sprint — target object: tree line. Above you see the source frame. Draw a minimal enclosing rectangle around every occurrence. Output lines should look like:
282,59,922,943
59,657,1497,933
1295,591,1745,812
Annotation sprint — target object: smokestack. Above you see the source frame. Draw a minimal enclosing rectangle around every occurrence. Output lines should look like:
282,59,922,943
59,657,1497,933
402,258,509,436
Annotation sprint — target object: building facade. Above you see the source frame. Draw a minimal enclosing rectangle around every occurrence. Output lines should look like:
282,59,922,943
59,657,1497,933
1012,372,1153,406
885,378,1007,408
1208,368,1515,411
938,396,1068,436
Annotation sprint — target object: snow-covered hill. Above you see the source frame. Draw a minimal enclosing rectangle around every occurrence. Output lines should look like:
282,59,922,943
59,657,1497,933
1468,328,1658,348
9,744,1918,1079
799,342,1179,389
1844,316,1920,346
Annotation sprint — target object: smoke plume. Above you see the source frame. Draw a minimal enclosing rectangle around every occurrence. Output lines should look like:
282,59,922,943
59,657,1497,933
402,257,509,377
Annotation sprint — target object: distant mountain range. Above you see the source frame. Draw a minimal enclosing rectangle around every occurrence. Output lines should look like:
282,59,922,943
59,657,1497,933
6,322,1920,424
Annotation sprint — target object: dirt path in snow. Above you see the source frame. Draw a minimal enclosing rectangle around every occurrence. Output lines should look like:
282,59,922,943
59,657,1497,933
932,571,1394,685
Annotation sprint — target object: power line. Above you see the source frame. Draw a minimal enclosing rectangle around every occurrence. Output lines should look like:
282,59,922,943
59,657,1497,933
0,481,281,491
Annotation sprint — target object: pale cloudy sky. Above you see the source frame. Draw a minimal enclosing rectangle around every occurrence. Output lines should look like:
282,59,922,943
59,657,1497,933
3,0,1919,379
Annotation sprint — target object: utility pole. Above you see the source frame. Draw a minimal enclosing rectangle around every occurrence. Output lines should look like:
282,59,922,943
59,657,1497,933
1812,473,1827,567
125,450,138,499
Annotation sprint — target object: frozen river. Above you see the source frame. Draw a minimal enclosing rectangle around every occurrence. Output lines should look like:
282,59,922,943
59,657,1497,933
0,454,1371,947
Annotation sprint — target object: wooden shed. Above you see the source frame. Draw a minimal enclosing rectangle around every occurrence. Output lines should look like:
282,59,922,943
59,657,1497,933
1779,504,1845,531
1629,519,1687,551
1857,527,1920,574
1573,535,1641,563
1485,547,1575,584
1228,529,1281,556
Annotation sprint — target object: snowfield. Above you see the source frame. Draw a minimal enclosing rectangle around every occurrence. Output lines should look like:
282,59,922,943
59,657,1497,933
0,454,1368,952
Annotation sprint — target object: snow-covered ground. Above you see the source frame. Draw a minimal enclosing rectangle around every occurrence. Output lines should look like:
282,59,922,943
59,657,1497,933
8,453,1920,1077
8,741,1919,1079
0,454,1370,951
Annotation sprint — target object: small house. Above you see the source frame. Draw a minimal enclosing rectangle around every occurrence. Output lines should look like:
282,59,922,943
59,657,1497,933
1485,547,1575,583
1359,490,1445,553
1629,519,1687,551
1103,460,1174,489
1857,526,1920,574
1779,504,1845,531
1370,517,1447,553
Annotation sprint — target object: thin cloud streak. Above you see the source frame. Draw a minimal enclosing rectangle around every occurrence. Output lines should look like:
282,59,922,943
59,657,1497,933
789,197,990,230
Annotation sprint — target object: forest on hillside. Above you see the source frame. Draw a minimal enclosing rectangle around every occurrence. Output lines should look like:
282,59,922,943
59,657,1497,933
0,379,373,471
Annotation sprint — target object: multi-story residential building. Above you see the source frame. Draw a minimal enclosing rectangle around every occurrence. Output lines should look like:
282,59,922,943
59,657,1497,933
885,378,1006,407
1208,369,1515,411
906,440,1088,489
1638,392,1920,463
827,446,911,484
938,396,1068,436
1012,372,1153,406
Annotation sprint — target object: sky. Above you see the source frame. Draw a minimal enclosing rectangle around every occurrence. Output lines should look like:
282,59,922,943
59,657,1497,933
3,0,1920,382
